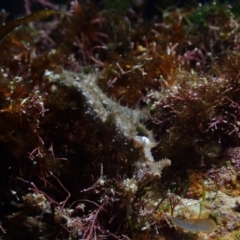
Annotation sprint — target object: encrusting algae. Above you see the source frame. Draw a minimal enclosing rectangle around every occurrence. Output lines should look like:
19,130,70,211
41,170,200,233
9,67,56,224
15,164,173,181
1,0,240,239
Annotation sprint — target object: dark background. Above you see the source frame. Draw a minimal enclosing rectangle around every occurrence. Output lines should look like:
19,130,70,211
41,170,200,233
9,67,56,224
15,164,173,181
0,0,68,20
0,0,236,22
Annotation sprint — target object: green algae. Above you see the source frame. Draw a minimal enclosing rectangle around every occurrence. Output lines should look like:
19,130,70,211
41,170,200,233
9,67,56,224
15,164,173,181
0,9,68,42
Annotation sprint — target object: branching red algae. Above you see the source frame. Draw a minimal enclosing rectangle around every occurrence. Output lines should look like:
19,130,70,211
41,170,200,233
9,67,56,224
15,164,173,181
1,1,240,239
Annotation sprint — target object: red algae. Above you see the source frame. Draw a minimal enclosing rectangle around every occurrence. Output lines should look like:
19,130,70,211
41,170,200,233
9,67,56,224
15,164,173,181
0,1,240,240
